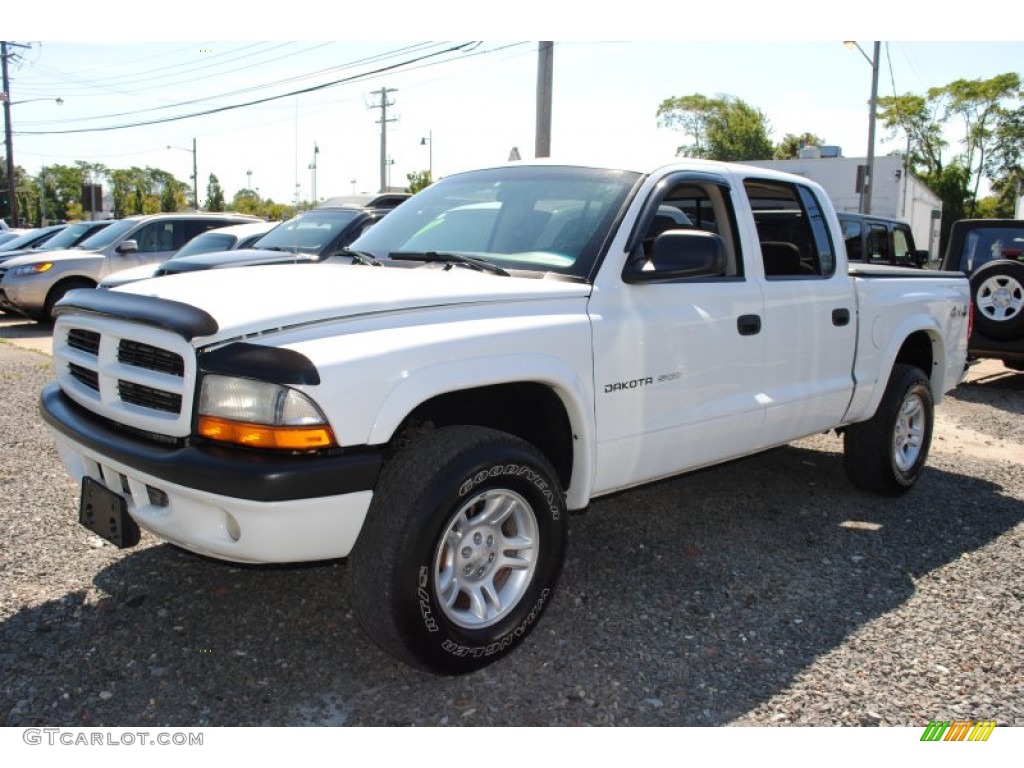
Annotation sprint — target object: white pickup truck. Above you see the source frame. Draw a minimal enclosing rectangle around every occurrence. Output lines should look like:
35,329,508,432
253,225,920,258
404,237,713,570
40,159,970,674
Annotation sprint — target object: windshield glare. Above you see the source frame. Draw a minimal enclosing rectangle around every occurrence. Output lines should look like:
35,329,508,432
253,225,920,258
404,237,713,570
0,228,58,251
172,232,237,259
255,209,360,253
37,222,103,250
351,165,640,279
77,219,138,250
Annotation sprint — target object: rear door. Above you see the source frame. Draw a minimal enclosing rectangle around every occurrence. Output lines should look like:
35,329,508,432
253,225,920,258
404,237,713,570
744,177,857,446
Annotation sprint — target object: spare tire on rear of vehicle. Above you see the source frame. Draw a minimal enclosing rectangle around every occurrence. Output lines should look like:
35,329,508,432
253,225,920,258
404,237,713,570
970,260,1024,340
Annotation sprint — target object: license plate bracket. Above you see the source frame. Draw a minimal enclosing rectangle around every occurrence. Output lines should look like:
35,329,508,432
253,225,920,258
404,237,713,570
79,476,141,549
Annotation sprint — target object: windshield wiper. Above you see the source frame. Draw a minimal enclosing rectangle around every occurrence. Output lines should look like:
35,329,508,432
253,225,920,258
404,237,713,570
338,248,383,267
389,251,510,276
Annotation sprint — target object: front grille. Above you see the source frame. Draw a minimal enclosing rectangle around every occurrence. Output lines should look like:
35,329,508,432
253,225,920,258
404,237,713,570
118,340,185,377
68,362,99,391
117,380,183,414
56,318,196,439
68,329,101,355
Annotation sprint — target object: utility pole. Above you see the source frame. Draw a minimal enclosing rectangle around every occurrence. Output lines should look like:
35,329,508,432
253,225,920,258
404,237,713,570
535,42,553,159
863,41,880,215
2,42,31,226
369,87,397,192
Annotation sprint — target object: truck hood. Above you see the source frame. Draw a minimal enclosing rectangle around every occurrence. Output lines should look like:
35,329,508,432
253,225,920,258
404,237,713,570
115,262,592,343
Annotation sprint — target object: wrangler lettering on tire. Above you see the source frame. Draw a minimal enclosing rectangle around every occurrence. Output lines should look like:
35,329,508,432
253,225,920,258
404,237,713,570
348,426,568,675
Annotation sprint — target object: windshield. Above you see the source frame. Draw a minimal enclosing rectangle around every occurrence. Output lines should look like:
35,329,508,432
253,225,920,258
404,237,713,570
254,209,360,254
0,228,58,251
352,165,640,279
171,231,237,260
76,218,139,250
37,221,107,251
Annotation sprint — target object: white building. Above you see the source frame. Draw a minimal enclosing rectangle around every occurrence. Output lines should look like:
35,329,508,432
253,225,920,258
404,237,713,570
746,147,944,260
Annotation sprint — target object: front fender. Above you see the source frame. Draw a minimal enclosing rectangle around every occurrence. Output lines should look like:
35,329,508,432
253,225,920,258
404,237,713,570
366,353,596,510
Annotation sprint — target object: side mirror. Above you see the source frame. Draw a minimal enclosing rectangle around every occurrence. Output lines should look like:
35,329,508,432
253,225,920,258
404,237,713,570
115,239,138,254
914,249,930,268
625,230,727,283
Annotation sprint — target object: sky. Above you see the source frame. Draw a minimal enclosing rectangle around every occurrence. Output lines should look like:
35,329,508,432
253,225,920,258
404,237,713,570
4,6,1023,208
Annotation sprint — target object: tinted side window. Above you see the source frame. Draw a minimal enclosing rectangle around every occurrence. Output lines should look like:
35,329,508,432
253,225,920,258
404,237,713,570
133,222,176,253
867,224,890,263
629,177,742,279
841,218,863,261
893,227,914,263
746,179,835,277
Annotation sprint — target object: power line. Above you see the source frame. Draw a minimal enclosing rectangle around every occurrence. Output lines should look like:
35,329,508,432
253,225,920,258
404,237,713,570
17,42,453,126
14,42,479,136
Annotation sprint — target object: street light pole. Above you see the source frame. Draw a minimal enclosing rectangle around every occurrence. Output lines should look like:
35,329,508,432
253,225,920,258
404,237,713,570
308,142,319,205
845,40,881,215
191,137,198,211
167,139,199,210
420,131,433,181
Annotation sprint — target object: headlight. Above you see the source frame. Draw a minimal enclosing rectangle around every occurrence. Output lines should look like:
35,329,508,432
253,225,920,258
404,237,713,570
10,262,54,277
197,374,336,450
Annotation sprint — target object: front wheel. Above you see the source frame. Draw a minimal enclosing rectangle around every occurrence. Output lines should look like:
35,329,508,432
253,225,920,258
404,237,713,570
843,364,934,496
348,426,568,674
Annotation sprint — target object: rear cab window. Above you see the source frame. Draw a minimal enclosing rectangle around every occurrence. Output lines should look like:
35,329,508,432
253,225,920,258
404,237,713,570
745,179,836,277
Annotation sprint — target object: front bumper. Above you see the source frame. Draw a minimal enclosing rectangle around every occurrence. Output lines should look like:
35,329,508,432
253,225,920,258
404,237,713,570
0,272,49,315
41,383,381,563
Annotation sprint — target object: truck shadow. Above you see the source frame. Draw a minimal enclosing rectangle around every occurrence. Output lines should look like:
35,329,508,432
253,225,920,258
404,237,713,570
2,441,1021,727
949,367,1024,419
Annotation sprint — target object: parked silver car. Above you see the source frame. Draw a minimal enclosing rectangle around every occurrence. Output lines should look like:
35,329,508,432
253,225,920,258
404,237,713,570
0,212,261,322
99,220,278,289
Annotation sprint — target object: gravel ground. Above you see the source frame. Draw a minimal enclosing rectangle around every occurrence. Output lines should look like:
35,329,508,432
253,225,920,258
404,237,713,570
1,340,1021,728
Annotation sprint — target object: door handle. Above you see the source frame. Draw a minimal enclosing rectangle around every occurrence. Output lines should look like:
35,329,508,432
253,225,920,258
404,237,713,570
737,314,761,336
832,308,851,326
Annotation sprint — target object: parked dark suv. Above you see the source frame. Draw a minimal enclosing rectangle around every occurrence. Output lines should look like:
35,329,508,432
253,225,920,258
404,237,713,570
939,218,1024,370
837,212,930,268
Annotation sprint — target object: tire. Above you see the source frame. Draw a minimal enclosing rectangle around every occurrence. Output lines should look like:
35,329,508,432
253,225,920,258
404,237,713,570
348,425,568,674
970,260,1024,340
43,278,95,324
843,364,934,496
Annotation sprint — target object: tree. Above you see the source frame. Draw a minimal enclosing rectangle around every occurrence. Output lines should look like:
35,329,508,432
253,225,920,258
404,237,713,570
705,97,774,161
877,73,1022,250
231,188,263,217
206,173,225,211
657,93,718,158
773,132,827,160
929,73,1021,210
876,93,947,178
406,170,432,194
657,93,773,161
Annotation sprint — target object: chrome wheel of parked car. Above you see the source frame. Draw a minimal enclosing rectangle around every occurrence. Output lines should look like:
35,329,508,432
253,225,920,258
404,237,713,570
892,389,927,473
433,487,539,630
348,425,567,674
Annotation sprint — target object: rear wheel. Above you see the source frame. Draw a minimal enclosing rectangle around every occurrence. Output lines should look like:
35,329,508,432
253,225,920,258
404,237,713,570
844,364,934,496
348,425,568,674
